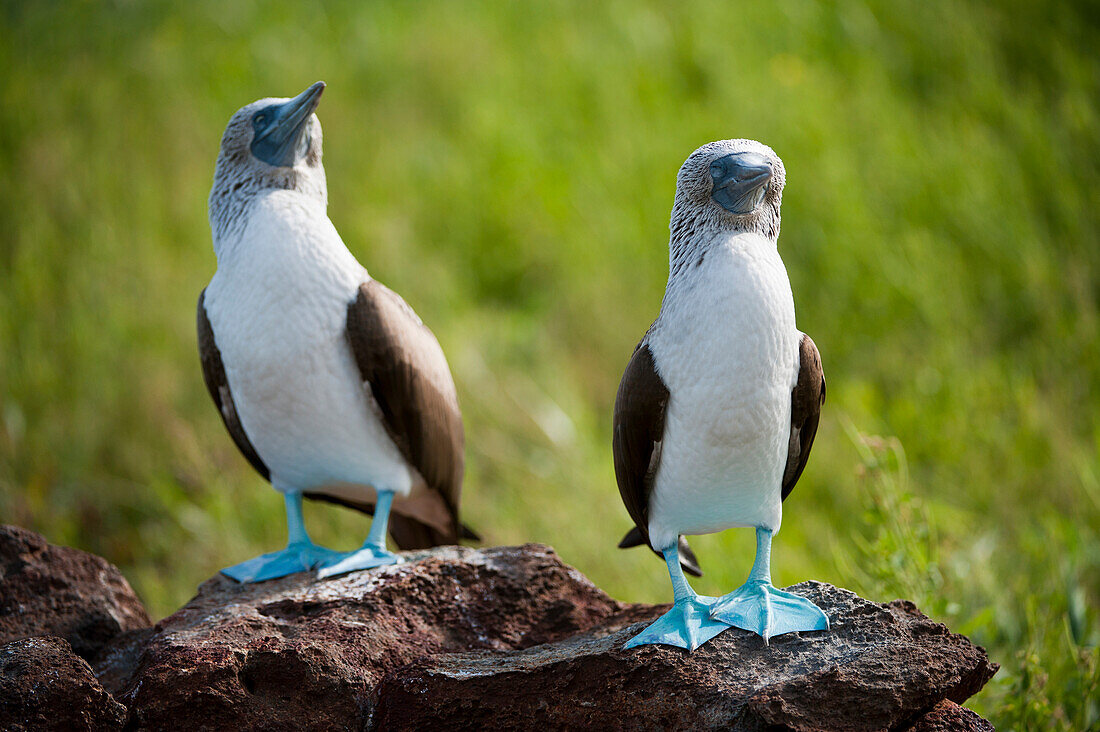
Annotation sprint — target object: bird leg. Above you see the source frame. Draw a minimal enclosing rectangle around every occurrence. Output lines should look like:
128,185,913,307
708,527,829,642
317,490,400,578
624,544,733,651
220,491,344,583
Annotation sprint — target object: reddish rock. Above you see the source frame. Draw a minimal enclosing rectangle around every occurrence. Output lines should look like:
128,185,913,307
96,543,995,731
908,700,995,731
0,526,997,730
92,626,155,697
109,544,647,729
373,580,996,731
0,636,126,731
0,525,151,660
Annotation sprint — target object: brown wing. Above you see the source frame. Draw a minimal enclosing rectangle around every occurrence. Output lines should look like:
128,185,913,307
197,289,270,481
341,280,467,548
613,343,667,547
612,342,702,576
782,333,826,501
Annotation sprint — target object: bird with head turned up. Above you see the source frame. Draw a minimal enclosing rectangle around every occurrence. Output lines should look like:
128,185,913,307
198,82,475,583
613,139,829,650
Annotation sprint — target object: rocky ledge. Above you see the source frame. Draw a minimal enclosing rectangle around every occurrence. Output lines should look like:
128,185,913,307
0,525,996,730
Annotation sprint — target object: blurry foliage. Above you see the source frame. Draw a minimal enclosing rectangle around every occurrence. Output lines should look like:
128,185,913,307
837,425,942,611
0,1,1097,727
841,426,1100,729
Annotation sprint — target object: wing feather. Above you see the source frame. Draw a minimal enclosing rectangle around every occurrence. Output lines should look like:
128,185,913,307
782,333,826,501
612,341,701,576
344,280,468,548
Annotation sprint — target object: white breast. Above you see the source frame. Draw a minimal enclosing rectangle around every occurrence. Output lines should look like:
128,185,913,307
203,190,414,499
645,231,799,550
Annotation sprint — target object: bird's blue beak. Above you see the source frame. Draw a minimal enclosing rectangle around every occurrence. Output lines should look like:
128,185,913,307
250,81,326,168
710,152,772,214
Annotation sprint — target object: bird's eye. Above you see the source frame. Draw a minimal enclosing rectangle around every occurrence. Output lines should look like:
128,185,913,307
254,114,266,127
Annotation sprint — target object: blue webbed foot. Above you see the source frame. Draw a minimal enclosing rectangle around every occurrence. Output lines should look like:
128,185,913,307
317,544,399,578
625,594,733,650
708,580,829,642
221,541,345,583
318,489,400,578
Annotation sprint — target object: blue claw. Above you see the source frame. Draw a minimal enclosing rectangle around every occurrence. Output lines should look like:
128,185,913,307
317,489,400,579
222,491,342,583
708,580,829,641
625,594,733,650
221,540,344,583
708,527,829,642
623,544,734,651
317,544,399,578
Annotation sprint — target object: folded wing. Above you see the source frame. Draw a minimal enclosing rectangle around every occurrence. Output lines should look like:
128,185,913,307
612,341,702,576
782,333,826,501
332,280,470,548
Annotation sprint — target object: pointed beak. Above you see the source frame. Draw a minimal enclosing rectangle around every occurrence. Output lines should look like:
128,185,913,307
250,81,326,167
710,152,772,214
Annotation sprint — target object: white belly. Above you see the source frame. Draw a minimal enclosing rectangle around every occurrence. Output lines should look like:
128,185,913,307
204,191,414,499
646,232,799,549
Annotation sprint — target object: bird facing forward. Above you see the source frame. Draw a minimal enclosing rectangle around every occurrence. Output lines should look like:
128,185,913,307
613,139,829,649
198,82,472,582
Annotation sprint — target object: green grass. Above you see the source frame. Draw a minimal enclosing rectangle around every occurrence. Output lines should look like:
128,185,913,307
1,1,1097,727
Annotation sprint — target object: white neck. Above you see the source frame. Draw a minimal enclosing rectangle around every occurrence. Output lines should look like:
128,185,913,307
212,188,332,267
667,228,778,290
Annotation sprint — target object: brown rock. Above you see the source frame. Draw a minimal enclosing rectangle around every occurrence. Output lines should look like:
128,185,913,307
908,700,995,731
0,635,126,731
99,543,996,731
110,544,644,730
0,525,151,660
93,626,155,697
373,580,996,731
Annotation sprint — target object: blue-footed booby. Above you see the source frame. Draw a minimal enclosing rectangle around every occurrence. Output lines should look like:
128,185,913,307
613,139,829,650
198,82,474,583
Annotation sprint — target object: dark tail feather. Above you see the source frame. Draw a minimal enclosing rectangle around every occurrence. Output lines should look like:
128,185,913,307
675,536,703,577
387,514,446,550
388,516,482,550
618,525,646,548
617,527,703,578
460,522,481,542
305,491,478,549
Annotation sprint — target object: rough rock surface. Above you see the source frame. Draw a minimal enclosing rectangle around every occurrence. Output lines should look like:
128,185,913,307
372,579,996,731
104,544,654,730
101,543,995,731
0,526,998,730
0,525,151,660
909,700,994,731
0,636,127,731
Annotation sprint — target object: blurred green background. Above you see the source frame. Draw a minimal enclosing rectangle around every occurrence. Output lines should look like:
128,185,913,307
1,0,1097,727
